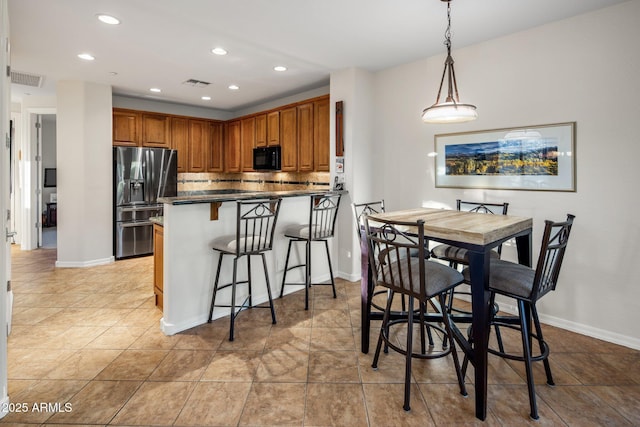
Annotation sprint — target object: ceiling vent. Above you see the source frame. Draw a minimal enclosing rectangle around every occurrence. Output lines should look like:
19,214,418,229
182,78,211,88
11,70,44,87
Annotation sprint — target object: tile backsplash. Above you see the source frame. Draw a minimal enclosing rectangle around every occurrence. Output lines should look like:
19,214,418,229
178,171,331,193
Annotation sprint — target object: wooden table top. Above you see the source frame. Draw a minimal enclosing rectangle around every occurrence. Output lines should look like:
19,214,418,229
367,207,533,247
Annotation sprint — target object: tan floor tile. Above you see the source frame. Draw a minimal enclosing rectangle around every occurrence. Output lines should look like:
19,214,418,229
85,325,148,349
305,383,368,427
201,350,262,381
362,383,435,427
110,381,194,426
217,325,271,351
310,326,356,351
95,349,168,380
11,307,64,325
148,349,213,381
174,381,251,426
255,350,309,382
589,385,640,425
487,384,565,425
8,348,76,380
44,349,122,380
265,326,311,351
552,352,640,385
420,383,500,425
46,380,141,424
239,382,306,426
128,326,179,350
308,351,360,383
312,308,352,328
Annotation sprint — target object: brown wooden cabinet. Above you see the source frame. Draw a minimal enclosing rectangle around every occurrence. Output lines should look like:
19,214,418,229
226,120,241,172
188,119,209,172
170,117,189,172
241,117,256,172
267,111,280,146
314,97,330,171
280,107,298,172
113,109,140,146
208,122,224,172
297,102,314,172
141,113,171,148
255,114,267,147
153,223,164,310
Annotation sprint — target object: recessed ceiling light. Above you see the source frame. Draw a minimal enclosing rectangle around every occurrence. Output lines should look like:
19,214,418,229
77,53,95,61
149,88,162,93
97,14,120,25
201,96,211,101
228,84,239,90
274,66,287,72
211,47,227,55
108,71,118,76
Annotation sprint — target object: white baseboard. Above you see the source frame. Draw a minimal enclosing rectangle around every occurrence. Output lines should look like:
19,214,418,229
55,256,114,268
0,395,9,419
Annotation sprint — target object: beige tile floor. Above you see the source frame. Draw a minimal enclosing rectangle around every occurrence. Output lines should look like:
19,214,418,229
4,246,640,426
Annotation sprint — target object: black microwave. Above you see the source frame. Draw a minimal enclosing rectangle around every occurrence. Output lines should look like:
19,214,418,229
253,146,281,170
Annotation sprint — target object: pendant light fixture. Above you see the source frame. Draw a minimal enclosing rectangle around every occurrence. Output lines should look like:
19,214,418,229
422,0,477,124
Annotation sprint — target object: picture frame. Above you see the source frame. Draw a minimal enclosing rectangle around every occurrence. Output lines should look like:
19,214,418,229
434,122,576,191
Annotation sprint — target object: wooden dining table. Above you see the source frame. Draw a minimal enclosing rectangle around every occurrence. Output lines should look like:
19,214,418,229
360,207,533,420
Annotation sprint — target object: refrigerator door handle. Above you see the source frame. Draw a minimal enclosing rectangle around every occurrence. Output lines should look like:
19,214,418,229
120,221,154,228
120,206,162,212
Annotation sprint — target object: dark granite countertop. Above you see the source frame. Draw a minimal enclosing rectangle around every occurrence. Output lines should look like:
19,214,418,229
159,189,346,206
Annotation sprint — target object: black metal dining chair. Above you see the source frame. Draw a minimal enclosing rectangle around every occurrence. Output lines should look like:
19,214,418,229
462,214,575,420
363,214,467,411
280,193,341,310
208,198,282,341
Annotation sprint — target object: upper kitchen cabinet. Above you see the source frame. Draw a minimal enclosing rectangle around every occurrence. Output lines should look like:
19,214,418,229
280,106,298,172
188,119,210,172
267,111,280,146
255,114,267,147
297,102,314,172
141,113,171,148
208,122,224,172
170,117,189,173
225,120,241,173
314,97,330,172
241,117,256,172
113,109,140,146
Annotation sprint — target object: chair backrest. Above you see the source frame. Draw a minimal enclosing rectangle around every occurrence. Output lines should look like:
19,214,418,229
458,199,509,255
531,214,575,302
363,215,428,300
234,198,282,255
307,193,342,240
351,200,385,242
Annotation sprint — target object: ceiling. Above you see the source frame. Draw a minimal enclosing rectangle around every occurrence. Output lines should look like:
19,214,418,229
8,0,627,112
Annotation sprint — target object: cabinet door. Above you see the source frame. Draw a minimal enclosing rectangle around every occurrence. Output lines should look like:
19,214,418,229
141,113,171,148
267,111,280,146
280,107,298,172
314,97,330,171
170,117,189,173
241,117,256,172
225,120,241,172
208,122,224,172
113,110,140,146
188,119,209,172
255,114,267,147
297,103,314,172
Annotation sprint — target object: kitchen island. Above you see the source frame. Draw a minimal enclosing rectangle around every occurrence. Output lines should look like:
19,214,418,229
157,189,344,335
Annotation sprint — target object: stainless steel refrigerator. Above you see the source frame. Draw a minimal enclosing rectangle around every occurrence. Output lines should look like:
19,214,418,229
113,147,177,259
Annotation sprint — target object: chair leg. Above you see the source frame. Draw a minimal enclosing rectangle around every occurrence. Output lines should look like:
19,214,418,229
305,240,311,310
229,257,239,342
403,296,414,411
323,239,337,298
261,253,277,324
372,290,395,369
532,305,554,386
247,255,253,307
280,239,294,298
208,253,224,323
518,300,539,420
440,294,467,396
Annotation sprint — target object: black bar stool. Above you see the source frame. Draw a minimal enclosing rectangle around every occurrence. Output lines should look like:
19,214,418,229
280,193,341,310
208,198,282,341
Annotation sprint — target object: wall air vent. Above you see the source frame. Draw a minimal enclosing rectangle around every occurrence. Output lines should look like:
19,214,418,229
11,70,44,87
182,78,211,87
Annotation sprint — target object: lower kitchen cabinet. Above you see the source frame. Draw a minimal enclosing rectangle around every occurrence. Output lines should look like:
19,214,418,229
153,223,164,310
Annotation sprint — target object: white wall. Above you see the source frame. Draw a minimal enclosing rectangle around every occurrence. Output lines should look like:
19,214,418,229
56,81,113,267
357,0,640,348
